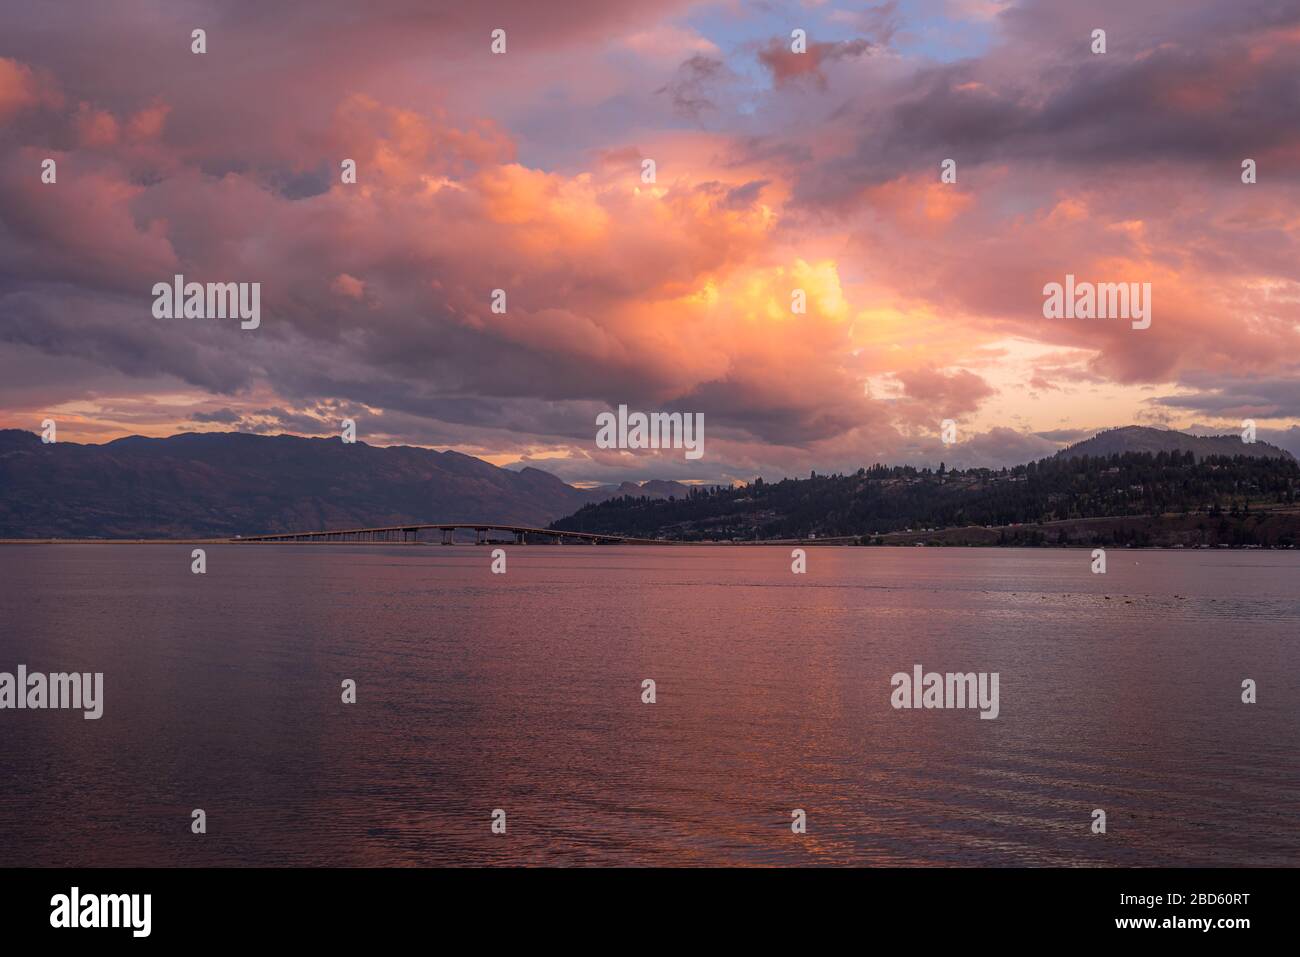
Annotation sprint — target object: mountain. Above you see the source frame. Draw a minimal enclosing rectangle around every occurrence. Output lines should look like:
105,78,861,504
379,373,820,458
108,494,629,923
0,430,611,539
552,432,1300,545
8,425,1294,543
1055,426,1293,462
598,479,695,500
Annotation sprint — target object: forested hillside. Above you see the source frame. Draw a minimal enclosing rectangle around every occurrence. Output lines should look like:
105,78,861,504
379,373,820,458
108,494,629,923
552,450,1300,545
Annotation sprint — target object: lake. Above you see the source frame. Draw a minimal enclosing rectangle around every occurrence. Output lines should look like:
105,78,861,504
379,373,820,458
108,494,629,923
0,544,1296,866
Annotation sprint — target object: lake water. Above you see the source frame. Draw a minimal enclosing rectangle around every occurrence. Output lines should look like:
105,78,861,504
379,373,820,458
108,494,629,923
0,544,1296,867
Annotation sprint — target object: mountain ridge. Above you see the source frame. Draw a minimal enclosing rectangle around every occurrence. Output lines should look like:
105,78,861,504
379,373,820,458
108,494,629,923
552,427,1300,545
1054,425,1293,462
3,425,1293,540
0,429,611,538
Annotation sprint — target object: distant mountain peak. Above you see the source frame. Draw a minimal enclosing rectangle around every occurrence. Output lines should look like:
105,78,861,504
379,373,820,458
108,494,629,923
606,479,692,499
1055,425,1294,462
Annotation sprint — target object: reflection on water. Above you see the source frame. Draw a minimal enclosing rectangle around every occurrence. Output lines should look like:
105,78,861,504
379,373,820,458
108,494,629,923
0,544,1296,866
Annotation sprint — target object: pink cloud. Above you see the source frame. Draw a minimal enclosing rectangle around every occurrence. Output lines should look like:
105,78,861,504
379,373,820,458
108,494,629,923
2,0,1299,483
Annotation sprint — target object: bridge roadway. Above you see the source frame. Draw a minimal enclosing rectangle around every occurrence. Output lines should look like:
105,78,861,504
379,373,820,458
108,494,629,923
232,523,663,545
231,525,860,546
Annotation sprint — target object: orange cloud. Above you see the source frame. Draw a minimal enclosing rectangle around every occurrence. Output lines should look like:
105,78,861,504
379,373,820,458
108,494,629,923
0,57,60,121
73,103,119,147
866,175,974,229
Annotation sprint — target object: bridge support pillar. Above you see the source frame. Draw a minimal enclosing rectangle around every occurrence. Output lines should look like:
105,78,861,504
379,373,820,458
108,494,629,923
515,531,525,545
442,529,454,545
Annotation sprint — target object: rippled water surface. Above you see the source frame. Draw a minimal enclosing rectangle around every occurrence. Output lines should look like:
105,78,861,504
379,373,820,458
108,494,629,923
1,544,1296,866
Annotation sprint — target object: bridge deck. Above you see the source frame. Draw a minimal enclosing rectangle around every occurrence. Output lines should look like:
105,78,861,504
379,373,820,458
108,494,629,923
232,523,665,544
0,531,861,546
231,526,859,545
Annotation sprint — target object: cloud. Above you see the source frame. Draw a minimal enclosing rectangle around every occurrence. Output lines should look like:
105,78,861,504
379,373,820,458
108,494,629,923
949,425,1061,468
655,54,738,119
757,36,880,90
1,0,1297,486
894,368,996,419
1151,368,1300,419
0,57,61,120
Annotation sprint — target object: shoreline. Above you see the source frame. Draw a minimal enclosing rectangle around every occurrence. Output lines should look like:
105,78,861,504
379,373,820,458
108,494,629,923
0,538,1294,550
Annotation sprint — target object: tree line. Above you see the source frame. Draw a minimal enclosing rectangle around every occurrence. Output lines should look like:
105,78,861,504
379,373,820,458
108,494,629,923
551,451,1300,541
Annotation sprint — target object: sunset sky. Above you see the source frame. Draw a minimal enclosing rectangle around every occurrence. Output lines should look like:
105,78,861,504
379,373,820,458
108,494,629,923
1,0,1297,485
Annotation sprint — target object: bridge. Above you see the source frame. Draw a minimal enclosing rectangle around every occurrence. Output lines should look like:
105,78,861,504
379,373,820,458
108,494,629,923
231,523,664,546
1,527,861,546
229,524,861,546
